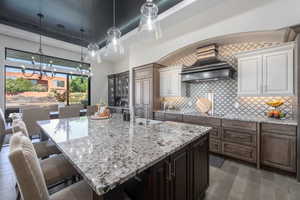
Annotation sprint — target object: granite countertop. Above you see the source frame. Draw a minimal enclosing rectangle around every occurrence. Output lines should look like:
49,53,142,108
37,115,211,196
154,110,297,126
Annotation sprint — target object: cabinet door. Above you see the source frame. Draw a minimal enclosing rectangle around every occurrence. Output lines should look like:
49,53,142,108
262,49,294,96
189,136,209,200
170,148,188,200
169,70,180,96
160,70,169,97
261,132,296,172
238,55,263,96
135,79,142,105
148,160,170,200
143,78,151,106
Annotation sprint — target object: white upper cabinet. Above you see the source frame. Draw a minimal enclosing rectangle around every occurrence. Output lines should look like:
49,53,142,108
236,43,294,96
159,66,185,97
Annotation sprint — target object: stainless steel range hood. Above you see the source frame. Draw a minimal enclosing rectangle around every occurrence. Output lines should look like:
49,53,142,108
181,44,235,83
181,59,235,82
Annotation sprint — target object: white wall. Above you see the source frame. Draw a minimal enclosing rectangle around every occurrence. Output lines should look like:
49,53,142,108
108,0,300,108
0,33,113,110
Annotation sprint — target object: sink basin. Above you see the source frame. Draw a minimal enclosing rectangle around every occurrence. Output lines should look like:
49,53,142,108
135,118,162,125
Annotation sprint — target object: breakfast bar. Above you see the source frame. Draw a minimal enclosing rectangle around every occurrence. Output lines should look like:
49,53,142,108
37,115,211,200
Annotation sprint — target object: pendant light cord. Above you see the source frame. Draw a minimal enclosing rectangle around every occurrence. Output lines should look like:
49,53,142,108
80,29,84,62
113,0,116,27
38,13,43,54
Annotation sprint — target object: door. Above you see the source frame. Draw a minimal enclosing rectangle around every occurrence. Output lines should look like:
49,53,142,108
135,79,142,105
189,136,209,200
262,49,294,96
170,148,188,200
261,132,296,172
147,160,170,200
238,55,263,96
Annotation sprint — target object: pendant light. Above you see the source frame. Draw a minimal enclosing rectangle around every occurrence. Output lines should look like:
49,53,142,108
105,0,124,55
79,28,93,77
138,0,162,40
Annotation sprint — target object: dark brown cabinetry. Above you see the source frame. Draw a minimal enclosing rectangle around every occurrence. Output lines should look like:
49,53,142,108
183,115,221,154
261,123,297,172
189,136,209,200
133,64,162,119
144,135,209,200
222,119,258,164
108,71,129,107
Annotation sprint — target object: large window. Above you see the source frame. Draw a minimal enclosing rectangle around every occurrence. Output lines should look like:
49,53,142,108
69,75,89,105
4,48,91,113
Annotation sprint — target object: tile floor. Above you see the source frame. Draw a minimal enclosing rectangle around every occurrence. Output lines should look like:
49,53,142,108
1,145,300,200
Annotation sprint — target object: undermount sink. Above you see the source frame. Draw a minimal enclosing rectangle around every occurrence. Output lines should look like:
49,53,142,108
135,118,162,125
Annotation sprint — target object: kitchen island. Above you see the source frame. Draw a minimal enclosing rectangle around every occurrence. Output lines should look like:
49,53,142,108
37,115,211,200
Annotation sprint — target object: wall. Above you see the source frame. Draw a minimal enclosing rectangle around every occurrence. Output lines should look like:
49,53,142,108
0,33,113,111
109,0,300,109
161,42,295,118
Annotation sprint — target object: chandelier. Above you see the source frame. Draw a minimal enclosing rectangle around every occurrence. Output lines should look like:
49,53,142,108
22,13,55,80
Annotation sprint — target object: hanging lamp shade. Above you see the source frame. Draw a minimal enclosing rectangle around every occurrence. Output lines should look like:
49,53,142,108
138,0,162,40
105,27,124,55
87,43,99,58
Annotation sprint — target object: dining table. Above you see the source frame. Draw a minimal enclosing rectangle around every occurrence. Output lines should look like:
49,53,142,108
37,114,211,200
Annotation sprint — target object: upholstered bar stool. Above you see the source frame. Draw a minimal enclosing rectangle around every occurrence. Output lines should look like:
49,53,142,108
12,120,61,158
87,105,98,116
11,119,78,187
22,107,50,138
59,106,81,118
9,132,93,200
0,108,13,151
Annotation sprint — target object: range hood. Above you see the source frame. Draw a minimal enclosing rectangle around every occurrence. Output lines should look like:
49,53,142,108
181,44,235,83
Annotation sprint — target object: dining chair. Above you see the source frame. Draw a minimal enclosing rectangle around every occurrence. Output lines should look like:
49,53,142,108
9,132,93,200
0,107,13,151
87,105,98,116
22,107,50,138
59,106,81,119
12,119,61,158
68,104,84,110
46,104,59,112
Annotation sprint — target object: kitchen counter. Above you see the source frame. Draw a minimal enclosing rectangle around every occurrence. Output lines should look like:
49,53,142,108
155,110,297,126
37,115,211,196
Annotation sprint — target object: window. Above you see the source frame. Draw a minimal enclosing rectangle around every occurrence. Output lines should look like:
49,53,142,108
69,75,89,105
53,80,65,88
4,48,91,114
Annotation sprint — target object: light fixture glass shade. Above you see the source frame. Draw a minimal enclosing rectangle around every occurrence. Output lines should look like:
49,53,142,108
105,27,124,55
138,0,162,40
87,43,99,58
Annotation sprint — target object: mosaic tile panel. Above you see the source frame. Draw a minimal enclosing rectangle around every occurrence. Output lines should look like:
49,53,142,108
162,42,296,118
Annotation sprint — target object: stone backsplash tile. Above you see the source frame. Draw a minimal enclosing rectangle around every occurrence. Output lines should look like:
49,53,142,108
161,42,295,118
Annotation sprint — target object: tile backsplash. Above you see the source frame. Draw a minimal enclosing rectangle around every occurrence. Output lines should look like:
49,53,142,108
162,42,296,118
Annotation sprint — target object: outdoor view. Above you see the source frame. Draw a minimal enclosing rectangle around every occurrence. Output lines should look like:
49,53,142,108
5,67,89,111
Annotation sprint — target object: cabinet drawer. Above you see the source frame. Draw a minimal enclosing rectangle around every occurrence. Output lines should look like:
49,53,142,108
153,112,165,121
222,128,257,146
209,127,221,139
222,142,257,163
209,139,221,153
165,113,183,122
222,119,257,131
261,123,296,136
183,115,221,126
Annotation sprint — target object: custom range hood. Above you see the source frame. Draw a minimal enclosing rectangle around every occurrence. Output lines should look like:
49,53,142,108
181,44,235,83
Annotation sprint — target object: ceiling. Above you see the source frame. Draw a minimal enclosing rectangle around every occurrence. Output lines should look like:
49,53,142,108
0,0,183,47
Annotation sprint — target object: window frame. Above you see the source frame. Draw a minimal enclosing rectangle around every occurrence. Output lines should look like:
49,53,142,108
4,65,91,113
